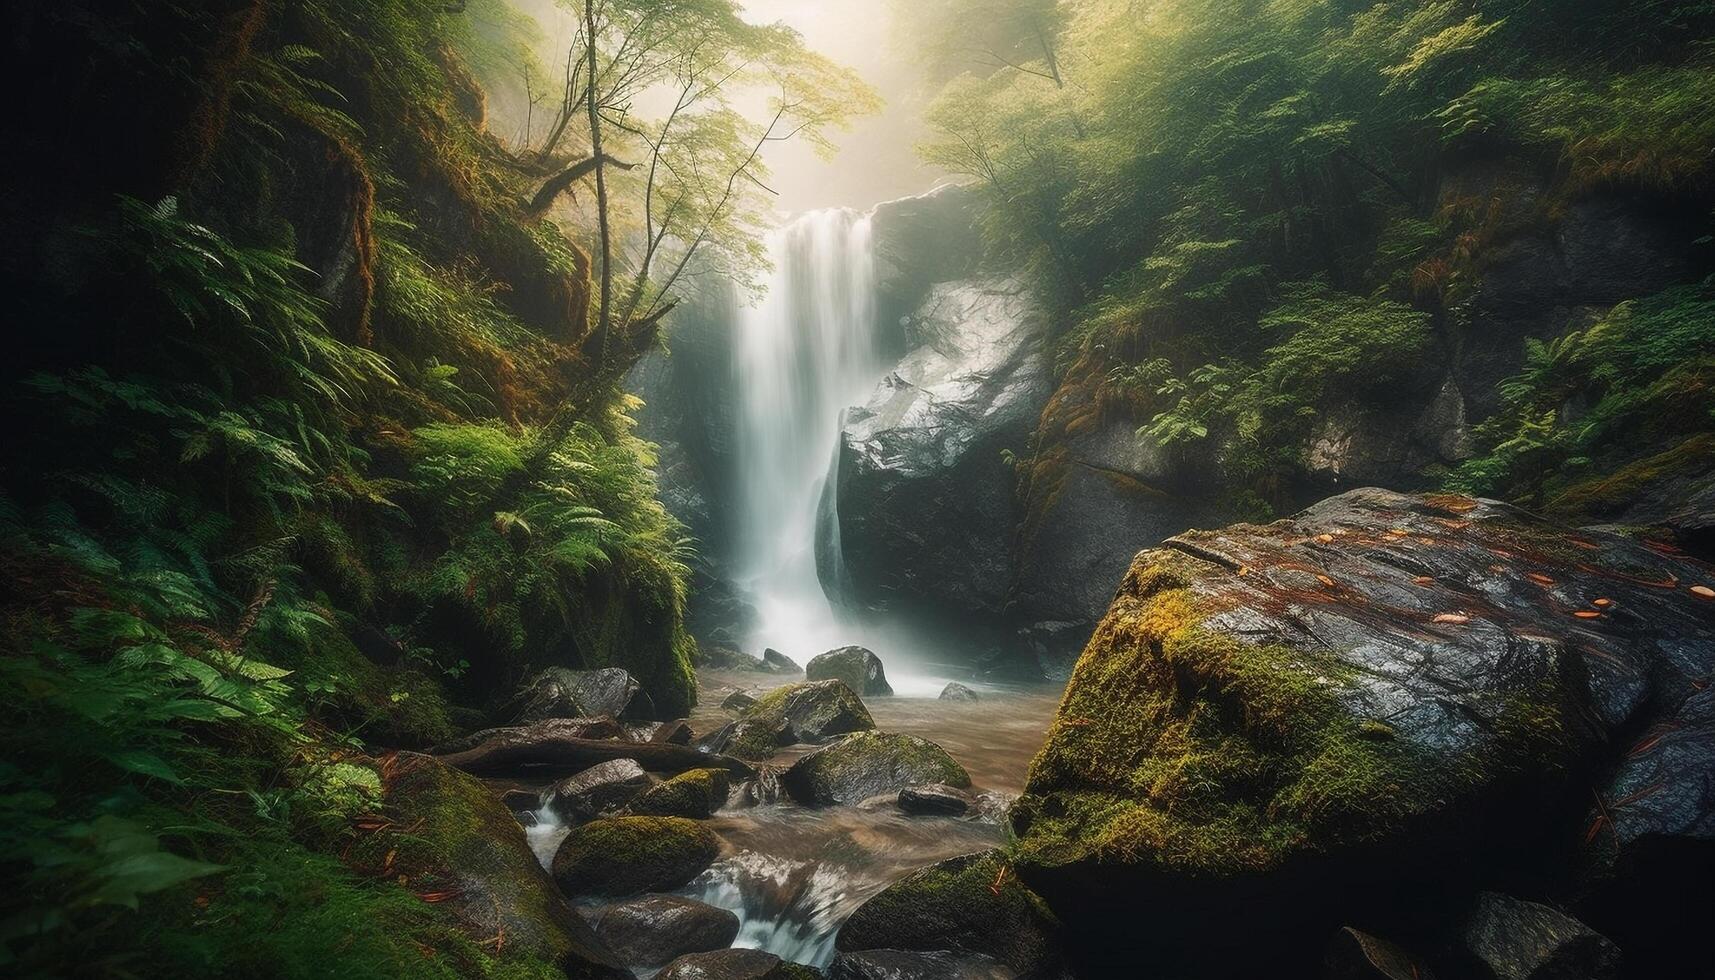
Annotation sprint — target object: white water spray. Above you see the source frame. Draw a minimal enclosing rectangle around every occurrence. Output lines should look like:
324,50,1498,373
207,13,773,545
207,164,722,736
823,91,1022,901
732,209,882,664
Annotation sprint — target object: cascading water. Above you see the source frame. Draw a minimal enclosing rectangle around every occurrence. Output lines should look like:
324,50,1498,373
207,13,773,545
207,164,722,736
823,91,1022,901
732,209,882,662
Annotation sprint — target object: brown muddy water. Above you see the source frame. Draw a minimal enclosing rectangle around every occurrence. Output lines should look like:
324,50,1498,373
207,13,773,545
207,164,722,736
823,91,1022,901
519,668,1065,973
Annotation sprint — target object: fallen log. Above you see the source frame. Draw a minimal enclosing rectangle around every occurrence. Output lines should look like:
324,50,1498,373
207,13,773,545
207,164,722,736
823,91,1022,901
429,717,624,756
437,727,756,779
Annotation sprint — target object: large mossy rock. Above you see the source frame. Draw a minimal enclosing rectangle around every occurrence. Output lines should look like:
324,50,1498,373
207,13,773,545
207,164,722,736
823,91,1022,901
544,759,654,821
550,816,722,899
1010,488,1715,973
782,732,969,806
836,850,1065,977
805,647,893,697
381,753,629,978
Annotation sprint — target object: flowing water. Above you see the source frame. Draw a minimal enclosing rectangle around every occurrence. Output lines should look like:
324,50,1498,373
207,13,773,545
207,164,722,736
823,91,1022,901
731,208,883,665
515,209,1068,974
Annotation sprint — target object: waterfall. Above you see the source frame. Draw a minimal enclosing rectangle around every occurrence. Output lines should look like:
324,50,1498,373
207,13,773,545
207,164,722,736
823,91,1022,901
732,209,881,663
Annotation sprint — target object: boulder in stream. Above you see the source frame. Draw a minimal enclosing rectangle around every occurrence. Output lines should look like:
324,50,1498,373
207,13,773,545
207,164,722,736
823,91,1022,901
897,783,972,816
749,679,876,742
938,682,980,702
1009,488,1715,974
551,815,723,899
828,949,1012,980
655,947,822,979
763,648,801,673
513,666,655,721
544,758,655,821
782,731,970,807
626,767,731,819
1459,893,1621,980
721,689,759,712
805,646,893,697
380,752,629,977
836,849,1066,978
592,894,740,970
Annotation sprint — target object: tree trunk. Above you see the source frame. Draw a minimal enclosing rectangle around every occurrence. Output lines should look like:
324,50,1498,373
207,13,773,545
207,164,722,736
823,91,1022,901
584,0,613,365
435,727,757,779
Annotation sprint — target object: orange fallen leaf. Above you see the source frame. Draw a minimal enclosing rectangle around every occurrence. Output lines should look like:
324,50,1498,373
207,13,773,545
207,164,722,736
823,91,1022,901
1412,576,1435,585
1315,533,1334,544
1432,613,1469,624
1573,610,1602,619
1237,565,1250,576
1592,598,1613,608
1570,538,1600,550
1388,529,1410,537
1316,574,1335,587
1526,573,1555,586
1691,585,1715,600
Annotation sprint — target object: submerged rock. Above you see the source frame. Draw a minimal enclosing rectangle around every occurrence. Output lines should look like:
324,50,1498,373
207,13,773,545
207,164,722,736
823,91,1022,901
544,759,654,821
805,647,893,697
381,753,628,977
836,849,1066,977
626,768,731,819
592,895,739,969
1460,893,1621,980
827,948,1012,980
897,783,972,816
514,667,655,722
721,689,758,712
1009,488,1715,973
782,732,969,807
550,816,722,898
655,947,820,979
938,682,980,702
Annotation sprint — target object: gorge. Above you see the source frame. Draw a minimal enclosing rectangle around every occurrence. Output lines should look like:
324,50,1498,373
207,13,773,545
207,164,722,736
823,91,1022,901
4,2,1714,979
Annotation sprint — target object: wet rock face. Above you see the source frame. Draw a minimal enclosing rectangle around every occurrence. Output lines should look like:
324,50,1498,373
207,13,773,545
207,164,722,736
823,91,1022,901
1460,893,1621,980
938,682,979,702
833,275,1052,625
1011,488,1715,972
836,849,1066,978
805,648,893,697
827,948,1012,980
783,731,970,806
654,947,813,979
592,895,739,970
550,816,722,899
897,783,972,817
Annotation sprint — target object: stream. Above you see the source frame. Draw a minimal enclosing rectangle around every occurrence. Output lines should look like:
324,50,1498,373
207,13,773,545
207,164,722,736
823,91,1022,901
524,670,1063,972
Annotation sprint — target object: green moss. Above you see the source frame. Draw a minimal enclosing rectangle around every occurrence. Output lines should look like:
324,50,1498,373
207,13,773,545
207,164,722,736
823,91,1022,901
1549,433,1715,523
626,768,730,818
549,816,721,898
1011,548,1575,880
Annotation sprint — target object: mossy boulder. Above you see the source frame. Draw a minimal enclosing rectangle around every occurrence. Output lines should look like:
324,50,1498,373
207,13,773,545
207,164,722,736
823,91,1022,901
655,948,819,979
626,768,731,819
513,667,655,722
543,759,654,821
381,753,629,977
1010,488,1715,973
835,849,1065,977
805,646,893,696
782,732,969,806
747,679,875,742
550,816,722,899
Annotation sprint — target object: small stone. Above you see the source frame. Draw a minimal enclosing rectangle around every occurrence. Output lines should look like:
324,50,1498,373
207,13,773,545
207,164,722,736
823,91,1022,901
1324,926,1437,980
543,758,653,820
656,947,803,979
722,690,758,712
938,682,980,702
594,895,739,969
899,783,972,816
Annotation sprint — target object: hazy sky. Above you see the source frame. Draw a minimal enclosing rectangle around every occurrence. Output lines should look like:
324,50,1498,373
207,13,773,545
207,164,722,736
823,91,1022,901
737,0,946,214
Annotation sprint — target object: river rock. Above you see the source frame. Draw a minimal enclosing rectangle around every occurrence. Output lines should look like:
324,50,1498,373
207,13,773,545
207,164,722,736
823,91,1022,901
897,783,972,816
827,949,1012,980
763,648,801,673
655,947,820,979
544,759,654,821
938,682,979,702
698,718,788,761
550,816,723,898
592,895,739,969
722,690,759,712
649,719,695,744
514,667,655,722
805,647,893,697
701,644,774,673
782,732,970,807
836,849,1066,977
432,716,624,756
1460,893,1621,980
381,753,629,976
626,768,731,819
1324,927,1437,980
1009,488,1715,973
